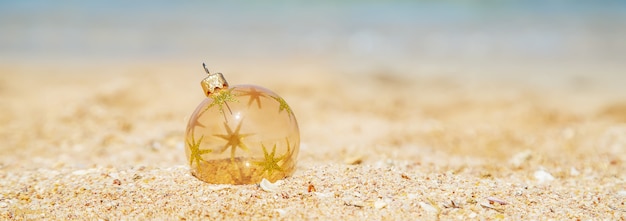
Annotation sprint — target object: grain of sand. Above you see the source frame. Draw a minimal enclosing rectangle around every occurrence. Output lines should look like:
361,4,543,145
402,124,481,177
1,62,625,220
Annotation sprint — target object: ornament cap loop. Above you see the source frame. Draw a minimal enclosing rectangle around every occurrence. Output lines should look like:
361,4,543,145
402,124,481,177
201,63,229,96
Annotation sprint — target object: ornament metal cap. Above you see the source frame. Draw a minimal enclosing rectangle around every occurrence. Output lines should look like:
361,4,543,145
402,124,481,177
200,63,229,97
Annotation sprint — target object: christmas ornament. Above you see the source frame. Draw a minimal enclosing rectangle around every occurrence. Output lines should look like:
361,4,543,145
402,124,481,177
185,64,299,184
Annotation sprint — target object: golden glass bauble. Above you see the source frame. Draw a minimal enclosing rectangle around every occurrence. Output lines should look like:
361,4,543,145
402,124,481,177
185,64,299,184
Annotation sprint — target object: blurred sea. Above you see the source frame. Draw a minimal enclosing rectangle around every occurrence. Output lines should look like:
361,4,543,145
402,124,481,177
1,1,625,76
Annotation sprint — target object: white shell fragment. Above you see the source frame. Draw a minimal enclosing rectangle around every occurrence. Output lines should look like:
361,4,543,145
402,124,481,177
419,202,438,213
314,192,331,199
207,184,231,191
259,178,279,192
486,196,508,205
274,208,287,217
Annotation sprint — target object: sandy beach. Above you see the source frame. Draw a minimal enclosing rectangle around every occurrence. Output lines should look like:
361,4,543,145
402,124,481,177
2,1,626,219
1,60,625,219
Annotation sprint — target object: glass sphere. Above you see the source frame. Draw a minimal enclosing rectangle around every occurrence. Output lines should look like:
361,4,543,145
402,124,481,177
185,85,299,184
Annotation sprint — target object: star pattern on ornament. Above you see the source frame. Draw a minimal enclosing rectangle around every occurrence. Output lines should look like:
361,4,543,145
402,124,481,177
186,109,208,136
205,88,238,118
254,143,285,177
238,87,266,109
187,133,211,169
214,120,253,161
270,95,293,120
281,138,295,167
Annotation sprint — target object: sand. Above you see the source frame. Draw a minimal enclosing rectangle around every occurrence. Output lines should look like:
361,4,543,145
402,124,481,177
1,61,625,220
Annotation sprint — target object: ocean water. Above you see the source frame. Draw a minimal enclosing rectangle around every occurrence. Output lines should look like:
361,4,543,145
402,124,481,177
1,1,625,69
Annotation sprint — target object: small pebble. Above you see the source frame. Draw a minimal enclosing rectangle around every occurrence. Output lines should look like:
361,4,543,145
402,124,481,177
374,200,387,209
308,184,316,192
72,169,90,176
314,192,331,198
570,167,580,176
534,170,555,183
344,155,363,165
510,150,532,168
